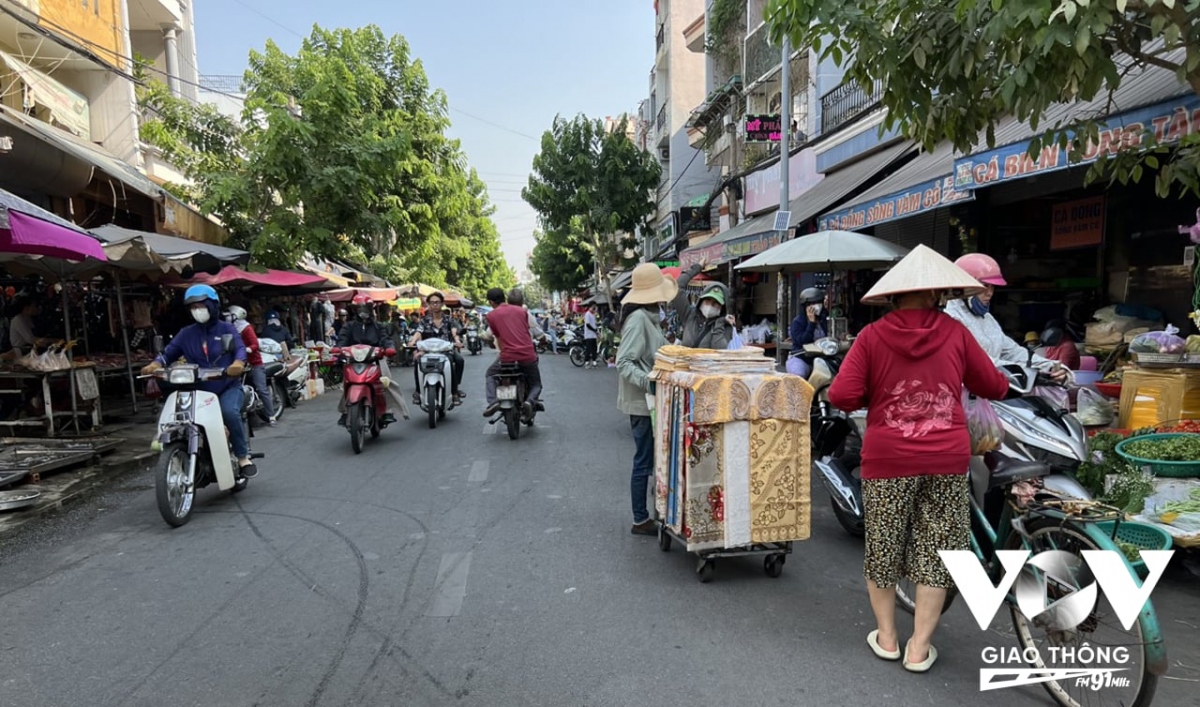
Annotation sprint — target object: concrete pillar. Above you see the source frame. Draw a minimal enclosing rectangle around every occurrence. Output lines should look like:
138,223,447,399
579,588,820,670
162,24,181,97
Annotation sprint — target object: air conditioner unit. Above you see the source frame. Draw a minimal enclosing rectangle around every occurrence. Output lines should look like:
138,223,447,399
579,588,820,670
659,147,670,160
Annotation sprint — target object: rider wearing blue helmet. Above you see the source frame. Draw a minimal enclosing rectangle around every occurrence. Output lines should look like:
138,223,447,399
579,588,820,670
140,285,259,478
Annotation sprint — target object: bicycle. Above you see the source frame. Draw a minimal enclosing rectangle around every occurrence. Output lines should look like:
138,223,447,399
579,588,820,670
893,459,1167,707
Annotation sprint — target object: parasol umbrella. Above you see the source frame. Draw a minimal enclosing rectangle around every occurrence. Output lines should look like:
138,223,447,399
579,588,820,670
734,230,910,273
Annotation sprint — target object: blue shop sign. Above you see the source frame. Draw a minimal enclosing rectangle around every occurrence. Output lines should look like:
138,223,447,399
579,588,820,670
953,94,1200,190
818,175,972,232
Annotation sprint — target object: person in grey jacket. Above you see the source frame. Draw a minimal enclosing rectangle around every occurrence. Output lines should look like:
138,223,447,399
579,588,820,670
616,263,674,536
673,261,735,349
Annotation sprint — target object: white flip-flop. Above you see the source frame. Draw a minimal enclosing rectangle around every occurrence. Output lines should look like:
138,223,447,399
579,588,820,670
867,630,901,661
903,643,938,673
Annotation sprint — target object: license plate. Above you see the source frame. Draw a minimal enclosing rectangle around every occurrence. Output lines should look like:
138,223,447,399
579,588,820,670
497,385,517,400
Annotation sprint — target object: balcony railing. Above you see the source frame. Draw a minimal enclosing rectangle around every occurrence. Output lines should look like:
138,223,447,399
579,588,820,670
743,23,777,89
656,23,665,52
656,103,668,132
820,78,884,135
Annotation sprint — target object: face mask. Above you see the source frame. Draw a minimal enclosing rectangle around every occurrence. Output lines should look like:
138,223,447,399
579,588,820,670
810,304,823,315
358,310,370,321
268,318,280,326
700,303,721,319
968,296,990,317
191,308,211,324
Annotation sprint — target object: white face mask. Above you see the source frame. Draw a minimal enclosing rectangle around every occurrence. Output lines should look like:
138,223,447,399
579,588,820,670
191,307,211,324
700,303,721,319
810,304,823,315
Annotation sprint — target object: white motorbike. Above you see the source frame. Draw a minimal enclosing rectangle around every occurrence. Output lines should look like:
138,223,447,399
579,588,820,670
147,364,261,527
260,338,309,413
414,338,458,428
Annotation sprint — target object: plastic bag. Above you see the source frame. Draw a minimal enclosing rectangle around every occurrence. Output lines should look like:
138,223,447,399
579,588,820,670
1129,324,1185,354
1075,387,1114,426
1033,385,1070,412
963,390,1003,455
728,330,745,350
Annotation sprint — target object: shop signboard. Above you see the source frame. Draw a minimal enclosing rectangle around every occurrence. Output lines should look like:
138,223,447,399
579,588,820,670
953,94,1200,190
1050,196,1105,250
679,205,711,232
682,229,784,268
743,147,824,215
680,240,724,268
745,114,782,142
817,175,972,232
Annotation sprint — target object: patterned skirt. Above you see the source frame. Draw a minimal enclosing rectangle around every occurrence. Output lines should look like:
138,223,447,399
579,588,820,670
861,474,969,589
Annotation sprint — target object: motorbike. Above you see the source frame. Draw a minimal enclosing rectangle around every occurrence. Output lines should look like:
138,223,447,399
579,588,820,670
809,338,1092,538
489,361,537,439
414,338,458,429
333,343,396,454
260,338,308,415
146,363,262,527
466,326,483,355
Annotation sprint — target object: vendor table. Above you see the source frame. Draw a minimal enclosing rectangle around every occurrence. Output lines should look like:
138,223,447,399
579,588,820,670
0,366,102,436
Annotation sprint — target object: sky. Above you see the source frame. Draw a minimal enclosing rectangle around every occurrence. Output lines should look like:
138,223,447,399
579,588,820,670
193,0,657,276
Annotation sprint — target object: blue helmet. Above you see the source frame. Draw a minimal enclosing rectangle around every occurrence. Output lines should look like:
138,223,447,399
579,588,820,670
183,284,219,305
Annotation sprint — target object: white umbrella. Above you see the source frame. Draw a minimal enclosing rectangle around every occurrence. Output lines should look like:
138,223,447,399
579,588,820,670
735,230,911,273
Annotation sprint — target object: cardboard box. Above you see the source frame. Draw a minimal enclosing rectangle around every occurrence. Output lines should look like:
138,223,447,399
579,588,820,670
1118,367,1200,429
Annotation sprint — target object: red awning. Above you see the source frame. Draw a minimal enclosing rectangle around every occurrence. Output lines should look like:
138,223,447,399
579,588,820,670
322,287,399,303
179,265,330,288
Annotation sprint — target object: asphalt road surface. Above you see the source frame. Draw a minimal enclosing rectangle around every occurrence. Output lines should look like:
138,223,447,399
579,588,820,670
2,354,1198,707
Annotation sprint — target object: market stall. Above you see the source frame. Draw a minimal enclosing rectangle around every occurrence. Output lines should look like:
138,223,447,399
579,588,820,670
649,344,813,582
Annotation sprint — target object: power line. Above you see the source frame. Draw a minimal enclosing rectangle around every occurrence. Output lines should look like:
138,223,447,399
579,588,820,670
656,147,703,207
448,105,539,141
224,0,305,39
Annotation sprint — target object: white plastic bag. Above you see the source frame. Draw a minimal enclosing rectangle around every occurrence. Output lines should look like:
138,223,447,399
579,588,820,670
1075,387,1114,426
1033,386,1069,412
728,330,745,350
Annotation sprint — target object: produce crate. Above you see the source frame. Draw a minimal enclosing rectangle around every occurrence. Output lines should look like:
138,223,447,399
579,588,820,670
1118,368,1200,429
1133,352,1183,367
1093,520,1173,578
1115,433,1200,478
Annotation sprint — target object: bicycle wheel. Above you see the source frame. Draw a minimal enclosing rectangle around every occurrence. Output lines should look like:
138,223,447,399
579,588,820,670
1006,519,1158,707
895,578,957,616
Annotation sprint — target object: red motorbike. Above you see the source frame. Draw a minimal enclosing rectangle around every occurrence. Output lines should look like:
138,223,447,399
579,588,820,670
332,344,396,454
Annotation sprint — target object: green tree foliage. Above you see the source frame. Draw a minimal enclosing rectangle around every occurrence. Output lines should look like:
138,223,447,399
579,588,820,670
522,115,661,295
767,0,1200,196
528,221,593,293
137,24,513,292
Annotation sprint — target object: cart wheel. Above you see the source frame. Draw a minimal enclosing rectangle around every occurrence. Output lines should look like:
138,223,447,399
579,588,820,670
657,526,671,552
696,559,715,583
764,555,784,578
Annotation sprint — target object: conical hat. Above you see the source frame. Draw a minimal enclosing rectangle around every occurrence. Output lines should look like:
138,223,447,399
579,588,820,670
861,244,984,306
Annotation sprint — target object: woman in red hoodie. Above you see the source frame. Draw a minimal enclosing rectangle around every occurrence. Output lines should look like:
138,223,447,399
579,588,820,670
829,245,1009,674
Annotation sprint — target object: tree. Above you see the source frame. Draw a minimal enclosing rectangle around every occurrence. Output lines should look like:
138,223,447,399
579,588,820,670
522,115,661,299
766,0,1200,196
528,221,593,292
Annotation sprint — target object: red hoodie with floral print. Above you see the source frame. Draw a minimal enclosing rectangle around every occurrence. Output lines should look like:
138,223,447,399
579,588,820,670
828,308,1009,480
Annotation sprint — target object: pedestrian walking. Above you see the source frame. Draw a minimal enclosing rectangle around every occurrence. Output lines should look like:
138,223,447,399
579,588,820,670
615,263,674,535
827,245,1008,673
583,304,599,368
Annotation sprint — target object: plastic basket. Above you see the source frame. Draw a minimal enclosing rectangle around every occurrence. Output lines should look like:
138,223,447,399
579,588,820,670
1134,352,1183,367
1094,382,1122,398
1115,433,1200,478
1093,520,1173,578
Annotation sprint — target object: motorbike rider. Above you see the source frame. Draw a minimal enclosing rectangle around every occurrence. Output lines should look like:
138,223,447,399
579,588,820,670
259,310,295,354
786,287,831,378
139,285,258,478
336,293,402,427
408,292,465,404
946,253,1070,382
224,305,277,427
482,288,544,419
673,261,735,349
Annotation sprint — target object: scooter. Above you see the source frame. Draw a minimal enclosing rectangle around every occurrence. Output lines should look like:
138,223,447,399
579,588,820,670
147,364,262,527
260,338,308,413
414,338,458,429
489,362,538,439
466,326,483,355
333,344,396,454
811,345,1092,538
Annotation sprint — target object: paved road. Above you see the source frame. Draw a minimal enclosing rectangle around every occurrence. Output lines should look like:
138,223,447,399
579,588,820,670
2,353,1198,707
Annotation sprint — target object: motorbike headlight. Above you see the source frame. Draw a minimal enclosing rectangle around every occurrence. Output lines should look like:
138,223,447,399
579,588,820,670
168,368,196,385
351,347,369,363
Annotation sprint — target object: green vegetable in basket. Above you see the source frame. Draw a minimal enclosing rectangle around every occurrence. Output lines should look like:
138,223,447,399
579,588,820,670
1116,540,1142,563
1102,464,1156,514
1090,432,1126,455
1122,435,1200,462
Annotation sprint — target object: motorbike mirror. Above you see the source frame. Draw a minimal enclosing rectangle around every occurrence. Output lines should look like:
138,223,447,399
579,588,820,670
331,347,342,355
384,348,397,357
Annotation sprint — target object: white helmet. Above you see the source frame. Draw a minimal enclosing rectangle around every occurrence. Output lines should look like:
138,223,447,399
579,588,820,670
225,305,247,321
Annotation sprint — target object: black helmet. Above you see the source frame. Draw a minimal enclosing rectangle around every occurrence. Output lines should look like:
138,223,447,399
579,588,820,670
1040,326,1065,347
799,287,825,305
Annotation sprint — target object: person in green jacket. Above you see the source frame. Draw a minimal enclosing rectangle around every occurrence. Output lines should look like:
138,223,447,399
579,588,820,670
673,259,735,349
616,263,675,535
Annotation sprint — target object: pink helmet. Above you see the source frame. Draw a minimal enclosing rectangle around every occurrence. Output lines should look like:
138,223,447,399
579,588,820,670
955,253,1007,286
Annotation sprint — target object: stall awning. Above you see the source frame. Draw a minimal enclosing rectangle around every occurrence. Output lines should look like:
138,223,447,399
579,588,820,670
323,287,399,303
678,211,778,267
174,265,331,289
91,224,249,273
817,141,971,231
787,140,916,227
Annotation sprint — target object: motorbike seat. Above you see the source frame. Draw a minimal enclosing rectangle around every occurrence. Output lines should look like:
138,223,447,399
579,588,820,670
987,459,1049,490
264,361,284,377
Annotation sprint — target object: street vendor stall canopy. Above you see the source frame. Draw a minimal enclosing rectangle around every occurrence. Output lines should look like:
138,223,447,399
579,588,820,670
90,224,249,274
323,287,399,303
176,265,331,289
0,188,106,262
735,230,910,273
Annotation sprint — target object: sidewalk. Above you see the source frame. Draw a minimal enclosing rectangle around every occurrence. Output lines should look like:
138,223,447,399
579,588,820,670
0,411,159,538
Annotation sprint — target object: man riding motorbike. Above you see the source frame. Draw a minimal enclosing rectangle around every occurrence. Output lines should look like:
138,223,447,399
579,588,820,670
946,253,1070,382
224,305,276,427
482,288,544,419
259,310,295,354
408,292,465,404
786,287,830,378
336,293,403,427
140,285,259,478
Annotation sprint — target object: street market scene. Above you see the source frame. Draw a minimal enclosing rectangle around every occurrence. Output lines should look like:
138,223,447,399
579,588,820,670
3,0,1200,706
